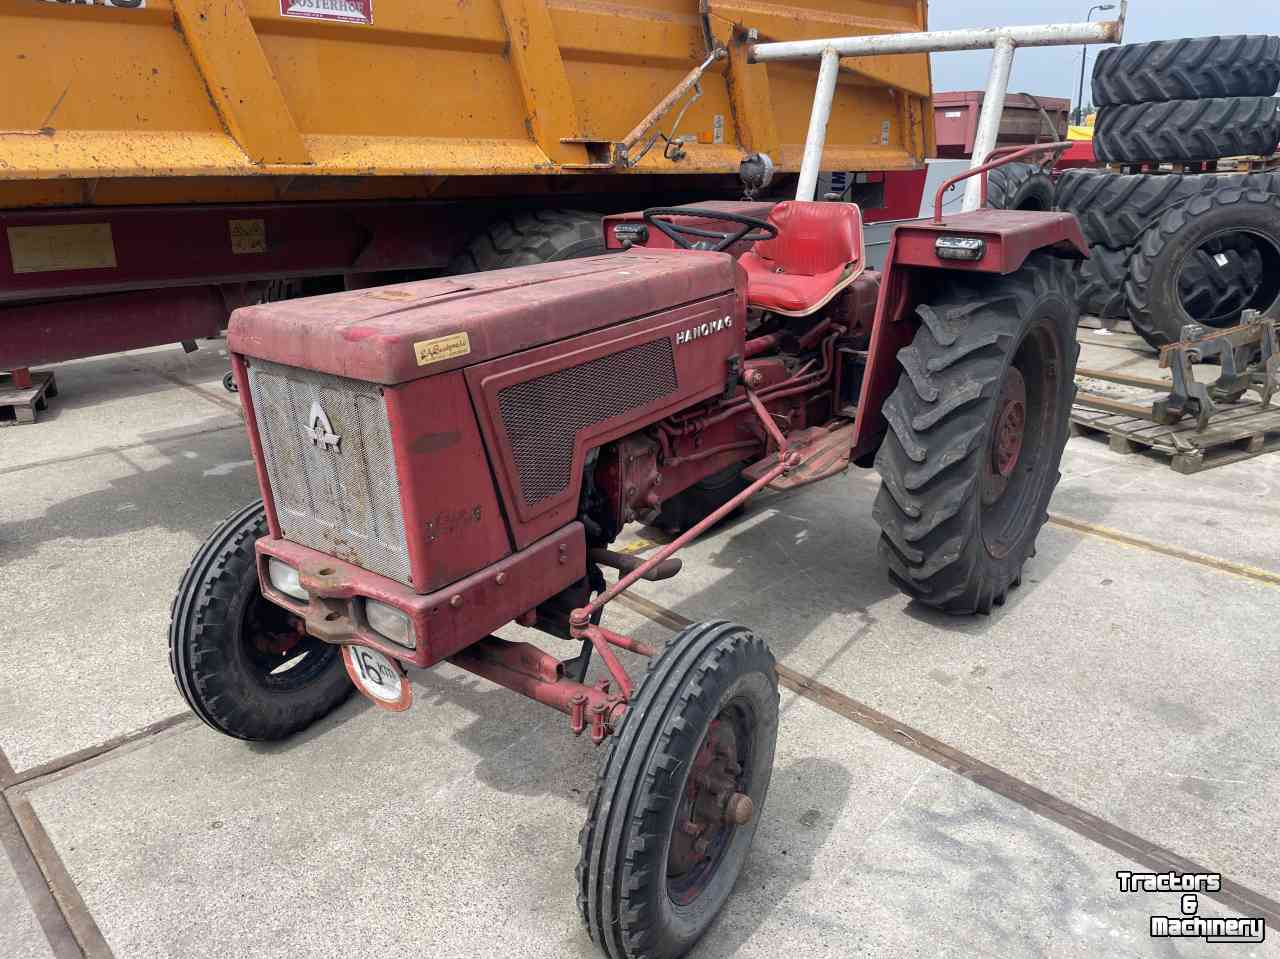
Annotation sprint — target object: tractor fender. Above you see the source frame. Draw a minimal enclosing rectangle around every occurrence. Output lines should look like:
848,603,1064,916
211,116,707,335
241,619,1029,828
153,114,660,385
849,211,1085,460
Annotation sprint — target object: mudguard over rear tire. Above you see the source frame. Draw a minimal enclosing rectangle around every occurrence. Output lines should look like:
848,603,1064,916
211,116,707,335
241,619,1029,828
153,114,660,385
169,501,352,741
873,255,1079,614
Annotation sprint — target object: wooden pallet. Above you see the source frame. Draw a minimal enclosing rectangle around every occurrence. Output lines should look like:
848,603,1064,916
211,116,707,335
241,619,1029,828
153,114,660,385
1070,400,1280,473
0,370,57,425
1103,155,1279,176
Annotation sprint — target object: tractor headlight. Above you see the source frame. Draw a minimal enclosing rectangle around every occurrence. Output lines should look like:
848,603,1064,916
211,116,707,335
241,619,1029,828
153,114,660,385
935,236,986,260
267,559,308,601
365,600,415,649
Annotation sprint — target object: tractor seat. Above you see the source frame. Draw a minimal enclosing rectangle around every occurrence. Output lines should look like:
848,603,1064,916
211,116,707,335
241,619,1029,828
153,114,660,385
740,201,865,316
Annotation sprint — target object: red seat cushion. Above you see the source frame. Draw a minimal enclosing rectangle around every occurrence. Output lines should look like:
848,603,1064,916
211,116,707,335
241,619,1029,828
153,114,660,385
741,201,864,315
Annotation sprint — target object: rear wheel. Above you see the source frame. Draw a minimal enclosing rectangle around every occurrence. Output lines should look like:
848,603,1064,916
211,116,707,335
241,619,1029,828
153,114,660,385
873,255,1079,614
169,501,352,740
578,621,778,959
449,208,605,273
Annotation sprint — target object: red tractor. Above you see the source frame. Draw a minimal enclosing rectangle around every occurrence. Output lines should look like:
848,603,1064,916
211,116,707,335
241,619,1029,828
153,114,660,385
169,148,1085,955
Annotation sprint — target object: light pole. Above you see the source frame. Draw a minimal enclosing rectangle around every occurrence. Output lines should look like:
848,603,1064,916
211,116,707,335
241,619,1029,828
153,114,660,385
1076,4,1115,124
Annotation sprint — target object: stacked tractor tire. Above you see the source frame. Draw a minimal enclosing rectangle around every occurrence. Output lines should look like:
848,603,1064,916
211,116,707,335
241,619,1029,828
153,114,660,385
1054,36,1280,347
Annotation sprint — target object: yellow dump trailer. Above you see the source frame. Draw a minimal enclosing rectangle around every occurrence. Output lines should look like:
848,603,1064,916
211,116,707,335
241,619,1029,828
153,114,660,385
0,0,933,371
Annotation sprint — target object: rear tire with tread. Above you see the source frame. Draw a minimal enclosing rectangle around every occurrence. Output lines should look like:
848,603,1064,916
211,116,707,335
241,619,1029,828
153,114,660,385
873,255,1079,615
1075,245,1130,319
1094,97,1280,164
1126,188,1280,347
1092,35,1280,106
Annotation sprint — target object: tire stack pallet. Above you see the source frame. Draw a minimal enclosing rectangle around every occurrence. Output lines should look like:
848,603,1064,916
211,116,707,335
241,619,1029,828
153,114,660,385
1055,35,1280,350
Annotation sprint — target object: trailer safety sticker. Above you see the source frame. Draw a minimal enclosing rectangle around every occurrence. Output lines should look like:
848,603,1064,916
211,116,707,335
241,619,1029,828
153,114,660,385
7,223,116,274
280,0,372,24
414,332,471,366
229,219,266,255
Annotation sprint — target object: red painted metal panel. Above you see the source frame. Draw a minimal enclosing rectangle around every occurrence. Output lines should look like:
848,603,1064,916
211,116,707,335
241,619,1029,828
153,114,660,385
468,290,745,549
0,201,460,301
0,285,227,369
893,211,1087,275
383,371,511,593
229,249,738,385
231,353,283,539
256,522,586,669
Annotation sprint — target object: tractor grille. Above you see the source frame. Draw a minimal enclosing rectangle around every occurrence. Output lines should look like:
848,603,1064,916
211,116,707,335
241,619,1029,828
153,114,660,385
246,359,411,586
497,338,678,506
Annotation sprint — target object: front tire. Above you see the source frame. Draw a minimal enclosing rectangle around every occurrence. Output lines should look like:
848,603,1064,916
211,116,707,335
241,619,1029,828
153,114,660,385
169,501,353,741
577,622,779,959
873,255,1079,614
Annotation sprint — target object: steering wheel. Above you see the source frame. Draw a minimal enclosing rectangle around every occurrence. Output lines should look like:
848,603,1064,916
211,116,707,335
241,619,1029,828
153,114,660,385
642,207,778,253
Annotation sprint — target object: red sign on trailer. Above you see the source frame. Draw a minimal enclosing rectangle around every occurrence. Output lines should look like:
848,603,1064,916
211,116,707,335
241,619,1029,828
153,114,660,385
279,0,372,24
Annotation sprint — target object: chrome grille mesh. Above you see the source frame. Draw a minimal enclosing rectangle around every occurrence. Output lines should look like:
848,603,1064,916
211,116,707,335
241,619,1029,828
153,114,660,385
246,359,411,586
497,338,677,506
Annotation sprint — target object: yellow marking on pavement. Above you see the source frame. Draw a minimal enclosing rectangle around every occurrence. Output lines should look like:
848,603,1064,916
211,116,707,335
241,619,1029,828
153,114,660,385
1048,514,1280,588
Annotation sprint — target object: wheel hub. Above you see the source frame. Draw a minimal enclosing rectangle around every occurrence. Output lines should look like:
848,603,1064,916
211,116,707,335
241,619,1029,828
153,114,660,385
983,367,1027,504
667,718,752,899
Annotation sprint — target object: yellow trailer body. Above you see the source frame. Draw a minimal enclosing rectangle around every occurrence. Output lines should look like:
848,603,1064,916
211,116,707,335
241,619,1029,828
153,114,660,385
0,0,933,208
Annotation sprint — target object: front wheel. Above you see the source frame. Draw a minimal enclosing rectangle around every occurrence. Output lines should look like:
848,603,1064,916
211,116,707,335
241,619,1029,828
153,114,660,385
578,622,779,959
168,501,352,740
873,254,1079,614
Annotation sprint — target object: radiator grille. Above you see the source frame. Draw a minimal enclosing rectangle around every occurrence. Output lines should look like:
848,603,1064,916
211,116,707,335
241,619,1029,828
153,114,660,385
246,359,411,586
498,338,677,506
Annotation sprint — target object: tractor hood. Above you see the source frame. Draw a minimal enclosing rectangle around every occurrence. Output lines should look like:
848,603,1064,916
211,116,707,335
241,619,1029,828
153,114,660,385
229,250,739,385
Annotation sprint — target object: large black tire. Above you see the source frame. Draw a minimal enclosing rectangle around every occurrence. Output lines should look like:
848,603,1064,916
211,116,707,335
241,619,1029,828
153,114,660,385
1177,239,1264,323
1054,170,1280,250
449,208,606,273
1092,36,1280,106
1126,188,1280,347
1094,98,1280,164
169,501,353,741
653,463,749,534
578,621,778,959
986,162,1055,211
1075,245,1130,319
873,255,1079,615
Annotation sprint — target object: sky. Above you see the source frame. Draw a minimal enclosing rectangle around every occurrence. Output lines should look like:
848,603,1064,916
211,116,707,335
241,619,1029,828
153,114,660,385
927,2,1275,109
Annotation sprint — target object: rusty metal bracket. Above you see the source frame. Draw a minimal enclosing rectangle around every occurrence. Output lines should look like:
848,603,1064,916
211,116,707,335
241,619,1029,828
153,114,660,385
1155,312,1279,431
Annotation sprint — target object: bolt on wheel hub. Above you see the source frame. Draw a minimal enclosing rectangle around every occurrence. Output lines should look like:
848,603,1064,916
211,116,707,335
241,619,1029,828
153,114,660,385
667,716,752,902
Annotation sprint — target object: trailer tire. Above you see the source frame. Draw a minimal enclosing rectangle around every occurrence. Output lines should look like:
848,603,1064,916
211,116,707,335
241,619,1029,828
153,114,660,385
1126,188,1280,347
169,501,353,741
1091,35,1280,106
985,162,1055,211
449,208,605,273
578,621,778,959
1075,245,1130,320
1093,97,1280,164
873,254,1079,615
